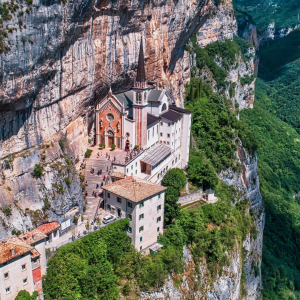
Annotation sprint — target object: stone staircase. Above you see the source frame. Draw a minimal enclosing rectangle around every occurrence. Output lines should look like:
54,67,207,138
83,152,112,223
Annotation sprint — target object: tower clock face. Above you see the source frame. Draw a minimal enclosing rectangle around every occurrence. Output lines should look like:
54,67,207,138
106,113,114,122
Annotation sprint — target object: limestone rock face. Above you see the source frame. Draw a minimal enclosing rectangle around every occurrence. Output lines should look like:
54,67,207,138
0,0,215,159
140,146,264,300
0,139,83,239
197,0,237,48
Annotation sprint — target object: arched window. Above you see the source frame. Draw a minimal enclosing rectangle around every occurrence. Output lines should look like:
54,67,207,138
161,103,167,112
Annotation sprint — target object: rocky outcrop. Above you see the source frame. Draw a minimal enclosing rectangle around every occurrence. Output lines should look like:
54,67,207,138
197,0,238,48
0,0,218,159
0,137,83,239
140,144,264,300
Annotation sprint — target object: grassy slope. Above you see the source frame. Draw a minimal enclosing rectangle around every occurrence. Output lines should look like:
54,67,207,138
240,78,300,300
234,0,300,31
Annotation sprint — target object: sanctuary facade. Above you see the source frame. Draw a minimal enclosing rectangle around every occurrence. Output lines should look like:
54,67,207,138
95,40,192,184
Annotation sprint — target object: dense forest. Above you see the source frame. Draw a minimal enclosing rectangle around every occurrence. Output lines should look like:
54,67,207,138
42,37,259,299
234,0,300,31
241,79,300,300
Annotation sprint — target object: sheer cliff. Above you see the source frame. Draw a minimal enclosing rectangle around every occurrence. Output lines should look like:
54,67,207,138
0,0,264,298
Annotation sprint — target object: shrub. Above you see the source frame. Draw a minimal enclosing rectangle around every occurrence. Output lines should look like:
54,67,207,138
134,145,139,149
32,164,43,178
99,143,106,148
12,228,21,236
2,205,12,216
111,144,116,150
88,138,92,143
15,290,38,300
161,168,186,191
85,149,93,158
64,177,71,187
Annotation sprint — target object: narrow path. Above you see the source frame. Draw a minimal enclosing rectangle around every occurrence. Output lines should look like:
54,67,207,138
83,149,112,223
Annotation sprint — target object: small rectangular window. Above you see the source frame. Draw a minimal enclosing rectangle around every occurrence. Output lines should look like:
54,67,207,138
139,226,144,233
157,216,161,223
117,197,121,203
128,226,132,233
135,170,137,174
148,130,150,140
127,202,132,208
139,202,144,208
131,165,133,170
23,278,28,285
136,162,137,166
139,213,144,220
157,125,158,134
160,133,163,137
22,264,26,271
157,227,160,232
127,214,132,221
140,236,143,242
107,204,111,210
158,194,161,199
4,272,9,279
157,205,161,211
107,192,110,199
160,122,163,126
167,134,170,138
5,287,10,294
168,123,170,127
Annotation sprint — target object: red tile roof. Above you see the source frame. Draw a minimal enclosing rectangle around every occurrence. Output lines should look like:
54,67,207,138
0,236,33,264
30,249,40,259
19,229,47,245
110,171,125,179
103,176,166,203
36,221,60,235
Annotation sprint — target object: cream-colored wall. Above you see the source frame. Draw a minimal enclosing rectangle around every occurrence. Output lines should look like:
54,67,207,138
146,123,159,149
179,112,191,169
104,191,165,251
132,193,165,251
124,118,135,149
34,240,46,276
0,253,34,300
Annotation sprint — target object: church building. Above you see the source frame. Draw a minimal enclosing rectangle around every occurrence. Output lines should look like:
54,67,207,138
95,40,191,183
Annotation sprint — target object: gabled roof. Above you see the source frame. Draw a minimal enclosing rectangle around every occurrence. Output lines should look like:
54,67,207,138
160,110,182,122
19,229,47,245
148,90,163,102
169,105,192,115
147,113,160,127
110,171,125,179
30,249,40,260
103,176,166,203
36,222,60,235
0,236,33,264
141,144,172,167
114,90,134,109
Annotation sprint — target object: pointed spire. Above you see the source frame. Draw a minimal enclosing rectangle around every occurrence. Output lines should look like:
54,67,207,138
108,86,112,97
136,39,146,84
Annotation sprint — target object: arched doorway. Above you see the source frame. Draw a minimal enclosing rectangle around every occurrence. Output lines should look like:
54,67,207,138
125,139,130,151
107,130,114,147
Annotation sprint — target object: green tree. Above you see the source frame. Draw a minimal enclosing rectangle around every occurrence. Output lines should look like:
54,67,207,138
188,153,219,190
164,186,180,225
32,164,43,178
161,168,186,191
15,290,38,300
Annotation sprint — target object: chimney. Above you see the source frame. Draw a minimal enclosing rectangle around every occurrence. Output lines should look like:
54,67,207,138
10,247,15,256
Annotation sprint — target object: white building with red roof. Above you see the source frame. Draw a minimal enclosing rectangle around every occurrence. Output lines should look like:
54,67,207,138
103,176,166,251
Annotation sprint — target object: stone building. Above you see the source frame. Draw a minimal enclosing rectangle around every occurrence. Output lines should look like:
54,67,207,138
102,176,166,251
95,39,192,184
0,236,40,300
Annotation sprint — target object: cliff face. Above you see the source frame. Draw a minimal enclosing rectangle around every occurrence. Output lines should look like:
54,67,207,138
0,0,216,160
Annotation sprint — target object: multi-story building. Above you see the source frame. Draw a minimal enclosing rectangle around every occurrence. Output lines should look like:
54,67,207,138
102,176,166,251
0,236,38,300
95,39,191,184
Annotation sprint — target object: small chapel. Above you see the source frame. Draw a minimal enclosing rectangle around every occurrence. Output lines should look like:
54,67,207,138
95,39,191,182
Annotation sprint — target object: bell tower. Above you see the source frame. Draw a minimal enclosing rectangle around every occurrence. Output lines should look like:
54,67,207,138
133,39,148,148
